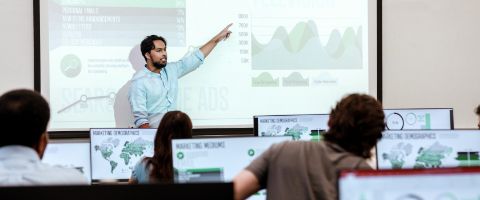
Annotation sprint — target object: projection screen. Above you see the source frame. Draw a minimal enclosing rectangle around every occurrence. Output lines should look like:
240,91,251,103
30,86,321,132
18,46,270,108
37,0,379,131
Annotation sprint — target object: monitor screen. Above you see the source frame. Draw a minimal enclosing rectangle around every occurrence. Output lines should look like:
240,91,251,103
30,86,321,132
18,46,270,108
90,128,156,181
376,129,480,169
254,114,329,141
42,140,91,183
37,0,379,131
172,136,290,200
172,136,290,182
339,167,480,200
383,108,454,130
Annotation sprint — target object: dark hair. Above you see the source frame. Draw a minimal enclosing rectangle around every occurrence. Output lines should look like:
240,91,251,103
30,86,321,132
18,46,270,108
144,111,192,183
323,93,385,158
476,105,480,115
140,35,167,62
0,89,50,148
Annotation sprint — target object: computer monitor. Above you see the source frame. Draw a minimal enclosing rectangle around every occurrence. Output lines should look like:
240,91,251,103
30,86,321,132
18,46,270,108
376,129,480,169
253,114,329,141
0,182,233,200
339,167,480,200
172,136,290,200
383,108,454,130
90,128,156,182
42,140,91,183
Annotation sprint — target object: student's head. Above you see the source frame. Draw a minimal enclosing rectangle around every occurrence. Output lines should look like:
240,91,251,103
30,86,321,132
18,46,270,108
0,89,50,157
155,111,193,147
323,93,385,158
475,105,480,129
140,35,168,69
147,111,192,183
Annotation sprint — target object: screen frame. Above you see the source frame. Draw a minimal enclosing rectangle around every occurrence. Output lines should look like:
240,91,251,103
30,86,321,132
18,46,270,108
383,107,454,129
89,128,156,182
44,138,92,183
338,167,480,200
340,166,480,178
253,113,330,136
33,0,383,134
171,136,291,183
374,128,479,169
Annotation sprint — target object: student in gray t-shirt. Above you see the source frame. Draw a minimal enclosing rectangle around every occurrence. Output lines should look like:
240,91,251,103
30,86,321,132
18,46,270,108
234,93,386,200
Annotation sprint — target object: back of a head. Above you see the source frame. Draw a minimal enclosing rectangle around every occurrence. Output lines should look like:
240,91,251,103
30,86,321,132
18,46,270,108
149,111,192,183
0,89,50,148
156,111,193,142
323,93,385,158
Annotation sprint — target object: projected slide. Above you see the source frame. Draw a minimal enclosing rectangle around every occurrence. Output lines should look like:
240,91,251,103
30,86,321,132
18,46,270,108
384,108,453,130
42,141,91,183
39,0,376,130
172,136,290,200
252,22,362,70
90,128,156,181
339,168,480,200
377,130,480,170
254,114,329,141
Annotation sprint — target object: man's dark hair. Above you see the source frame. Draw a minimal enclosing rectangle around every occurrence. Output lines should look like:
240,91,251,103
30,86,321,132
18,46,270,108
140,35,167,61
476,105,480,115
323,93,385,158
0,89,50,148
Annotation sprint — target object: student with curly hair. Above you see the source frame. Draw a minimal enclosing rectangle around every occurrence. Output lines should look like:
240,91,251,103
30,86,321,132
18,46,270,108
234,93,386,200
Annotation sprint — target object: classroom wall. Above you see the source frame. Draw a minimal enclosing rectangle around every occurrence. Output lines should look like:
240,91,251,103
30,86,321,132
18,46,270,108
0,0,478,128
382,0,480,128
0,0,34,93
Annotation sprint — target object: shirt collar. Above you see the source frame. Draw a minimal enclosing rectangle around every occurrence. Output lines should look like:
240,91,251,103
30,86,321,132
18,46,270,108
143,65,165,77
324,140,347,152
0,145,41,162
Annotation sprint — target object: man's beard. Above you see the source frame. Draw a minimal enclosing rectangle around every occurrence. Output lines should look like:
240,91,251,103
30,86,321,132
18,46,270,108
153,61,167,69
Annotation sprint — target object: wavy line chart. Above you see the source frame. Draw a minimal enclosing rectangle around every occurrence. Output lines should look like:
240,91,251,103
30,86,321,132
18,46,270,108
252,20,362,70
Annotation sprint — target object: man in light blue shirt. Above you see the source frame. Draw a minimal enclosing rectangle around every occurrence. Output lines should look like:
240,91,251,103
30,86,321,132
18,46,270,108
0,89,88,185
129,24,232,128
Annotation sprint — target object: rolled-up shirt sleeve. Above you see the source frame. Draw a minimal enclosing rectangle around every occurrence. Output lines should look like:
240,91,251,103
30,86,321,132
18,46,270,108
129,80,149,127
175,48,205,78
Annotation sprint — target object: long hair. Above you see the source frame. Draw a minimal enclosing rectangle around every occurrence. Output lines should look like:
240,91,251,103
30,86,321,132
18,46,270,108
323,94,385,158
144,111,192,183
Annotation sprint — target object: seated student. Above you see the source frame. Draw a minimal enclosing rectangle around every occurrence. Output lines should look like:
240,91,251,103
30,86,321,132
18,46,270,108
0,89,88,185
476,105,480,129
233,93,385,200
129,111,192,184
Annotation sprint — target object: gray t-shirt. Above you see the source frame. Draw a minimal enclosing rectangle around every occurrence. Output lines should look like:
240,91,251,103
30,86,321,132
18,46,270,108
246,140,371,200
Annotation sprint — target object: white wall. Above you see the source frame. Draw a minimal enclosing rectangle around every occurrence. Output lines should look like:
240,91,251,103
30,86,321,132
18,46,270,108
382,0,480,128
0,0,34,93
0,0,478,128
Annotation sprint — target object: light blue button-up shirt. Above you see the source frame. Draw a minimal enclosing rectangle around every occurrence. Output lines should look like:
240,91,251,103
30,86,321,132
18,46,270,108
0,145,88,186
128,48,205,128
